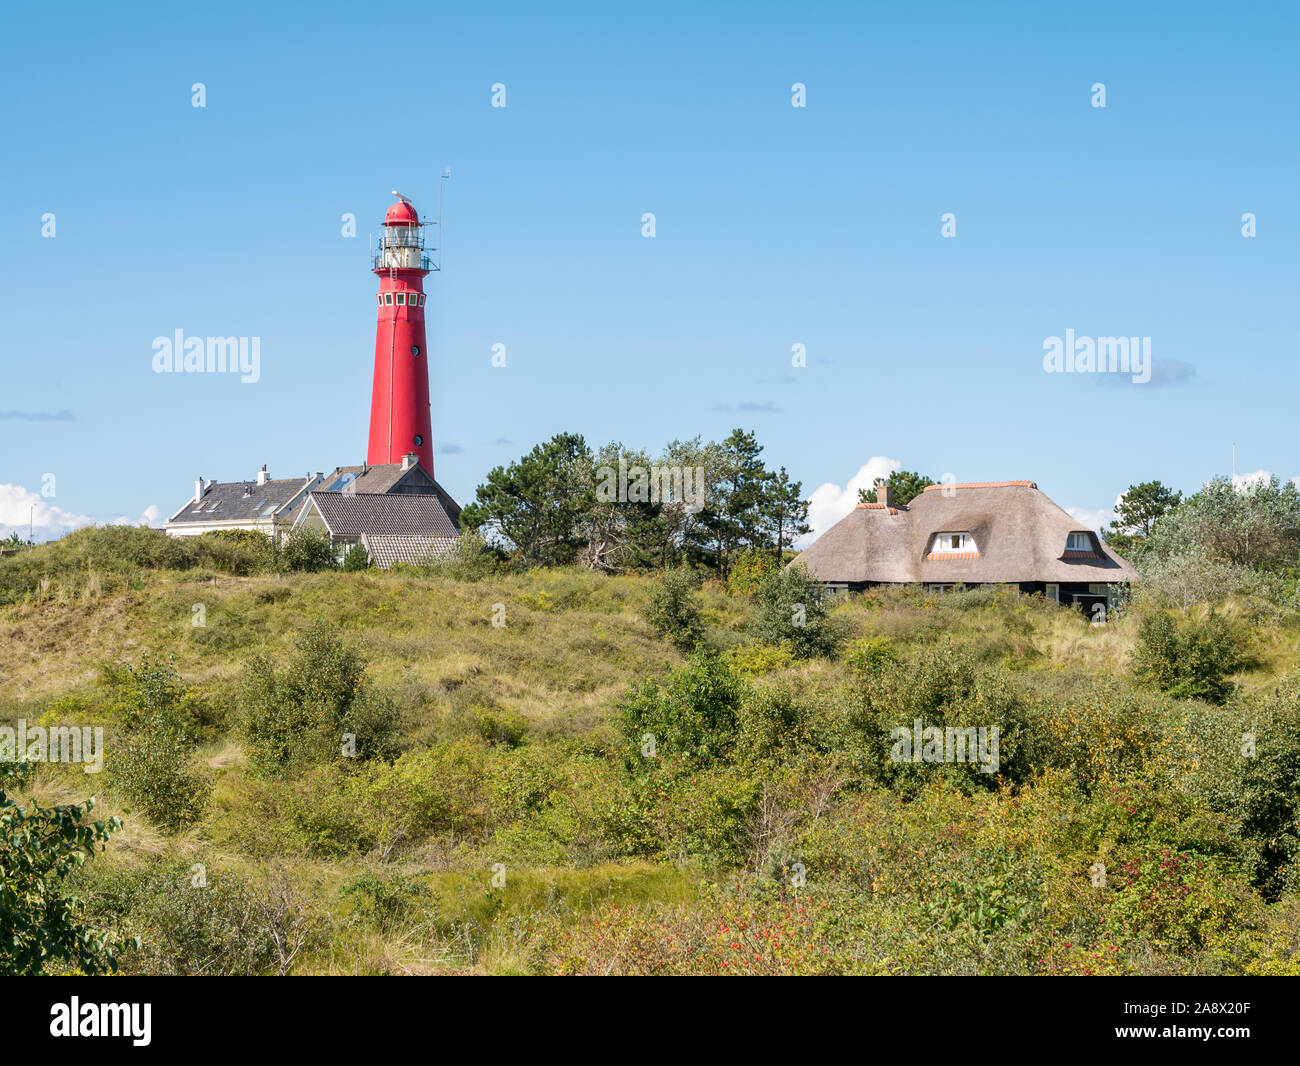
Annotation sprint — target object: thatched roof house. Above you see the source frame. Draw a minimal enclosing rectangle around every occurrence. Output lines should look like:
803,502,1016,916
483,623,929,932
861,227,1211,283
795,480,1137,610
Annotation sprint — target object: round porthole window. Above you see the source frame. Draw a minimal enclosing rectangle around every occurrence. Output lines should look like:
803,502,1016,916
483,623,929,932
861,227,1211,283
413,434,424,447
411,345,421,357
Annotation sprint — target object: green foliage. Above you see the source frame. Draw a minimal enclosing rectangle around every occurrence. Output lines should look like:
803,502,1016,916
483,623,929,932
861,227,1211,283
428,529,499,579
0,763,123,975
106,657,210,833
643,566,705,652
1144,475,1300,572
90,860,319,975
239,621,401,776
618,652,745,770
341,543,370,572
194,529,278,575
858,470,936,507
726,546,778,598
750,563,838,658
854,642,1034,792
1131,610,1241,703
1109,480,1183,543
460,432,596,567
1221,683,1300,899
279,527,336,572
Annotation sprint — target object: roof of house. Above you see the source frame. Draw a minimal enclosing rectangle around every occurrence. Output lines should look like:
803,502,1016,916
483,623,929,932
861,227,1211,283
795,480,1138,585
360,533,458,569
319,462,424,495
298,491,460,538
166,476,314,525
317,462,461,522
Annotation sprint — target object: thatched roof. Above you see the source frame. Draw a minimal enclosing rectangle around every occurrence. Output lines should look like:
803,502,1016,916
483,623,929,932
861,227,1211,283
795,480,1138,584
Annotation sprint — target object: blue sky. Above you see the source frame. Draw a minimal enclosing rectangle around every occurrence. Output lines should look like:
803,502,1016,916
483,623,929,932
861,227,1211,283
1,0,1296,540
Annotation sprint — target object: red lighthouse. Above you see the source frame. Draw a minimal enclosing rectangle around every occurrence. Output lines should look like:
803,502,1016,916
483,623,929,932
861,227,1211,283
368,193,435,474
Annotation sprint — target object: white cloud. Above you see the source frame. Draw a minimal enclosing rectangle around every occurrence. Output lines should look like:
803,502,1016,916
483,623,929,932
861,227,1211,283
0,483,95,540
0,483,162,541
1233,469,1271,491
800,457,901,546
1066,490,1127,534
1065,505,1115,533
112,504,163,528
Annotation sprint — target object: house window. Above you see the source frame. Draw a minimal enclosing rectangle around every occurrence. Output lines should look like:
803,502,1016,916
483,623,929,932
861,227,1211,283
823,583,848,597
1046,584,1059,602
931,532,974,553
1066,532,1092,551
384,293,394,305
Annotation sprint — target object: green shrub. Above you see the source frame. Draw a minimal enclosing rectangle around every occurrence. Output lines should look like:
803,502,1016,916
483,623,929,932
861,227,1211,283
1,763,124,975
724,641,794,676
1131,610,1240,703
279,527,336,572
854,642,1032,792
239,622,401,776
726,547,778,598
618,653,744,770
194,529,277,575
750,564,838,659
429,530,499,580
104,657,210,833
90,860,319,975
643,567,705,652
341,543,371,572
1221,683,1300,899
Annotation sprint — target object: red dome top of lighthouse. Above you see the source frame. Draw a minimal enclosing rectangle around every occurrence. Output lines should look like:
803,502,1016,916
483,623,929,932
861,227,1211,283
385,198,419,226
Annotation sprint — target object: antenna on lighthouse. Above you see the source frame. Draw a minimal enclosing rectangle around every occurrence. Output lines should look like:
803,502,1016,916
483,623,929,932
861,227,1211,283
437,168,450,271
391,189,411,204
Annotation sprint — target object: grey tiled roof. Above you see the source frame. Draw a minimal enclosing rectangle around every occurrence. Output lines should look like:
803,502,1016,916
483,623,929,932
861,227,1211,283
305,491,459,537
167,477,312,525
322,463,416,494
319,462,462,525
361,534,458,569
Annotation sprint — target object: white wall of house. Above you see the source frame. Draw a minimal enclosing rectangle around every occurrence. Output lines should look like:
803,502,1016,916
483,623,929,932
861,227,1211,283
165,518,284,538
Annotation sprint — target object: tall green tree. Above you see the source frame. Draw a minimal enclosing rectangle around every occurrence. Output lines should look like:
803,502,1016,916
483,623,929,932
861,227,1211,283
699,429,773,574
1107,481,1183,550
766,466,810,562
858,470,935,507
460,433,596,566
583,441,667,572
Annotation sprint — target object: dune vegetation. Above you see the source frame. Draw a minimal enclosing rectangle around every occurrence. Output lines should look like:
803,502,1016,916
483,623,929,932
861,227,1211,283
4,521,1300,976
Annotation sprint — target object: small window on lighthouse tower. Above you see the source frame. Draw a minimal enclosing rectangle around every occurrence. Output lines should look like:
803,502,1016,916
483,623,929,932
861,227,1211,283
418,294,426,306
375,295,383,308
384,293,393,306
396,293,406,305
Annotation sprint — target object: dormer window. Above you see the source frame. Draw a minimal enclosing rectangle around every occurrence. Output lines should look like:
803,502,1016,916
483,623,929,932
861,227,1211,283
932,532,974,553
1066,532,1092,552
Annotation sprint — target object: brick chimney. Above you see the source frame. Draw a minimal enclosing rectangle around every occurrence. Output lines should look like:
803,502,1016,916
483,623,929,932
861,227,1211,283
875,478,893,508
